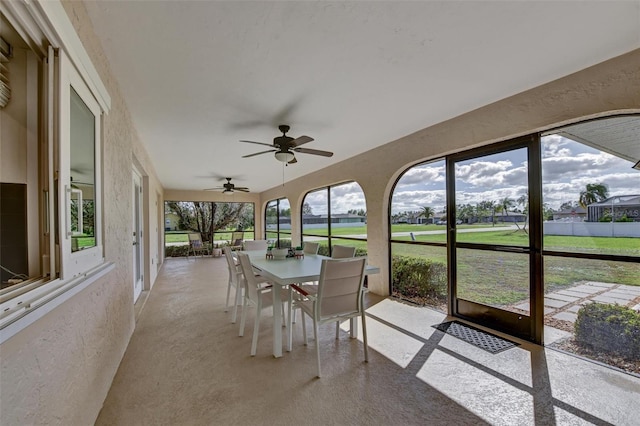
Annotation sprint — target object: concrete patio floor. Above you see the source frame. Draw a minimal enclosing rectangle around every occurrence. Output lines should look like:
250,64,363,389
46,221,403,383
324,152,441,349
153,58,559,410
100,256,640,425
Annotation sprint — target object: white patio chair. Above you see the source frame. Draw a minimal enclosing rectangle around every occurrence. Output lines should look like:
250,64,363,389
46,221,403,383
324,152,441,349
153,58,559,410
236,252,288,356
243,239,268,251
290,256,369,377
223,246,243,323
303,241,320,255
331,244,356,258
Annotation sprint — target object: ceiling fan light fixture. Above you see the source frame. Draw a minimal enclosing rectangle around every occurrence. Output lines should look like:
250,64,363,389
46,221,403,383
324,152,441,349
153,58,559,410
223,189,234,195
275,151,294,162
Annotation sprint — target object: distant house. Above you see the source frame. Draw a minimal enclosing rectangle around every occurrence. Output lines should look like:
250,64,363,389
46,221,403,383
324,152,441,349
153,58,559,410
302,213,366,225
164,212,180,231
493,212,527,223
586,195,640,222
552,206,587,222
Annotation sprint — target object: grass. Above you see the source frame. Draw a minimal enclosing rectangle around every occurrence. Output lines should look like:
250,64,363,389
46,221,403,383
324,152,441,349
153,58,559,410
391,241,640,308
165,231,255,244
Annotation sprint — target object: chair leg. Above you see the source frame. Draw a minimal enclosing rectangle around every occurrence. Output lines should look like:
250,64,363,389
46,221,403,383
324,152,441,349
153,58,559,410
301,310,308,345
251,301,261,356
362,312,369,362
313,319,321,378
239,297,248,337
231,284,242,324
287,288,293,352
335,321,340,339
224,279,232,312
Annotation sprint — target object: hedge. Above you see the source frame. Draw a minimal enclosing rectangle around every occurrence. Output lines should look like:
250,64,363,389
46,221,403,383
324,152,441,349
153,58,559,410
574,302,640,360
391,255,447,301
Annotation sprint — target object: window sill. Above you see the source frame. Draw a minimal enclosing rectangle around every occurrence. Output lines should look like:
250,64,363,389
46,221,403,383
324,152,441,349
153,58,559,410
0,261,115,344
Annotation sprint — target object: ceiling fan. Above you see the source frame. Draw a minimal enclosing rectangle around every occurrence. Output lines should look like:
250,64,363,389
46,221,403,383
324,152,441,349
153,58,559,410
204,178,250,195
240,125,333,164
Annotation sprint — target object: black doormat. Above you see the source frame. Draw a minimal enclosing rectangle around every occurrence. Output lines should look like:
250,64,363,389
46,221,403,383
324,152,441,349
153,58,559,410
432,321,519,354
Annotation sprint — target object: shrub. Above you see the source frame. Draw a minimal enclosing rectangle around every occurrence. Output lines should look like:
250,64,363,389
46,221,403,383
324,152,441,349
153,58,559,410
574,302,640,360
391,255,447,300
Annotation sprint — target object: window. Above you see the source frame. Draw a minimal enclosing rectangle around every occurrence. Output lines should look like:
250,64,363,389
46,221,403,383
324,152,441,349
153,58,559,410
265,198,291,248
1,2,111,338
301,182,367,256
390,159,448,310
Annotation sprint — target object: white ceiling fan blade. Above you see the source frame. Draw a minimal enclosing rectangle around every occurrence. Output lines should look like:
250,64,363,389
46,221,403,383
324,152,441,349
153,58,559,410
291,135,313,147
242,149,276,158
293,147,333,157
239,140,273,148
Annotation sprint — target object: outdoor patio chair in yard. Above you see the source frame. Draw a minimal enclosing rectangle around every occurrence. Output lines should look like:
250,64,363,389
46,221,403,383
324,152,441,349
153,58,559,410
187,233,210,258
228,231,244,251
289,256,369,377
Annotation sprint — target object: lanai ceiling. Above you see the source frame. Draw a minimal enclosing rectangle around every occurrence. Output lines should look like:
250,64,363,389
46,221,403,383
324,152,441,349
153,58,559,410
82,1,640,193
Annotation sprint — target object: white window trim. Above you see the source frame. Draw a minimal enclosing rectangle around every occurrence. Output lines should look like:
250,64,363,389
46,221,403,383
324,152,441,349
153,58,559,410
0,0,113,342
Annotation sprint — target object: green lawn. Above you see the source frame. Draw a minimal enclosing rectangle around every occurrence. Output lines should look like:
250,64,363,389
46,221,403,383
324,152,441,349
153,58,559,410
165,231,255,244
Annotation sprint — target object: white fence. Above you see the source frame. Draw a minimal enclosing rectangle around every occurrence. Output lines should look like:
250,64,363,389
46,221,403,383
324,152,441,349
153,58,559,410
543,221,640,237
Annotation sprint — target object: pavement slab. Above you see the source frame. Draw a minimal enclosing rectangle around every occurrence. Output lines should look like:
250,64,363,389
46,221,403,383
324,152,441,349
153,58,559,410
557,290,592,298
566,305,582,313
553,311,578,323
602,291,637,302
584,281,616,288
545,293,579,303
544,298,570,309
569,285,604,295
591,295,628,304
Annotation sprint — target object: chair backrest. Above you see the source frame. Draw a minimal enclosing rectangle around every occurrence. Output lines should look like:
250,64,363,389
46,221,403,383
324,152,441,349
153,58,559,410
230,231,244,246
243,240,268,251
303,241,319,255
188,233,203,247
316,257,367,320
223,246,240,285
236,252,263,304
331,245,356,258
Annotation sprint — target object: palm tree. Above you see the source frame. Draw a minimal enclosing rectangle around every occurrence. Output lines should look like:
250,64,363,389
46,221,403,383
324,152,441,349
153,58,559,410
517,194,529,232
499,197,520,229
419,206,435,224
579,183,609,208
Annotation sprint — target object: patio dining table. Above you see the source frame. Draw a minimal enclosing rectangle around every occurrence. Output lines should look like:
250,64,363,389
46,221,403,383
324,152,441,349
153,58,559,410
242,250,380,358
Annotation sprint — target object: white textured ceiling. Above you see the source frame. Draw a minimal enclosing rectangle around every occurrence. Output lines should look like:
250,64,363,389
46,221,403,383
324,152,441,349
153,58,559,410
83,1,640,193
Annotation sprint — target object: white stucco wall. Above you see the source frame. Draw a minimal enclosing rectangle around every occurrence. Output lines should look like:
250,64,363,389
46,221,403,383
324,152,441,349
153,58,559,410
0,1,164,424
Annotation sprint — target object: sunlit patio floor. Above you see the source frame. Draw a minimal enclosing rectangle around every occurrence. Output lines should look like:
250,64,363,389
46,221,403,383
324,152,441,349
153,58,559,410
100,256,640,425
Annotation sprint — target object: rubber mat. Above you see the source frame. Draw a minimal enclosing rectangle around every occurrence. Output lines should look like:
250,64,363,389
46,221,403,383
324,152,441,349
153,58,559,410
432,320,519,354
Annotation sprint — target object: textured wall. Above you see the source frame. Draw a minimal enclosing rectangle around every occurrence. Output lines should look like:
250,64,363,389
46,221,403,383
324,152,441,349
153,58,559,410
0,1,164,424
260,49,640,296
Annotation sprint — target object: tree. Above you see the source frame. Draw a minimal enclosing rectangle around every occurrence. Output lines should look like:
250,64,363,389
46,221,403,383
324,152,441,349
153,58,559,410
166,201,250,243
559,201,579,211
516,194,528,232
302,202,313,215
419,206,434,223
477,200,497,225
579,183,609,208
498,196,521,230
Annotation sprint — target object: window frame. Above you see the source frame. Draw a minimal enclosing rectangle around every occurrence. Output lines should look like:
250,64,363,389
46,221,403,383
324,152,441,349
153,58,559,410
300,181,367,255
0,0,113,343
